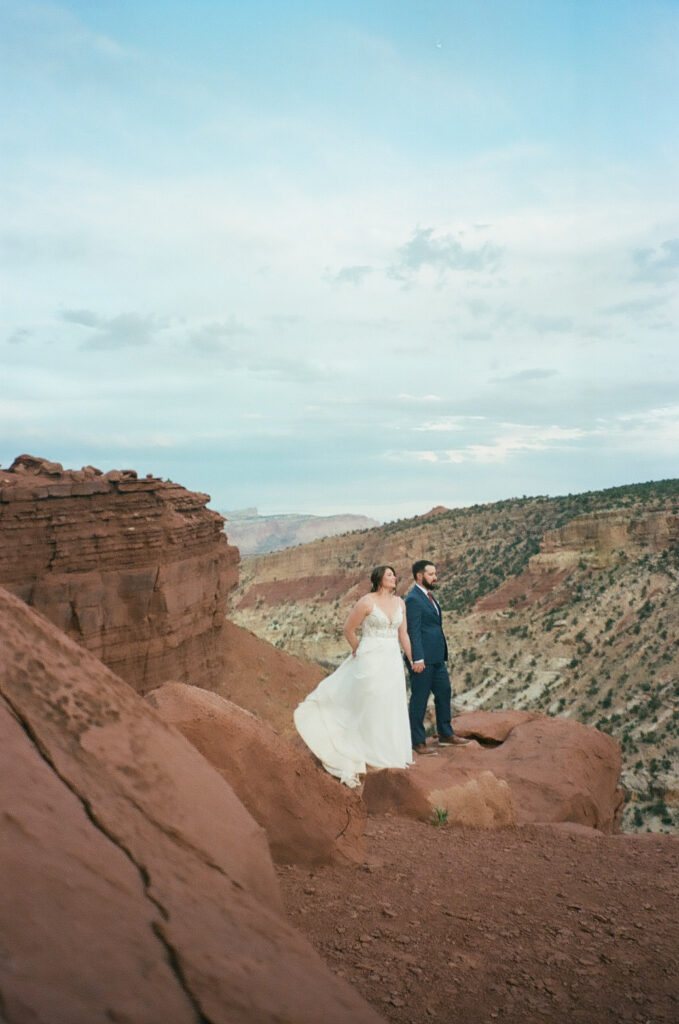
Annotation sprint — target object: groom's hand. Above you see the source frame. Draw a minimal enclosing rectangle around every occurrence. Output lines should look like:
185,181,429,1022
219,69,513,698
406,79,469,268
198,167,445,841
412,660,425,673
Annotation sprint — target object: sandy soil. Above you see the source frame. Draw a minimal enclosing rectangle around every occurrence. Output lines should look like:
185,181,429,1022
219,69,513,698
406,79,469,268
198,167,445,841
277,817,679,1024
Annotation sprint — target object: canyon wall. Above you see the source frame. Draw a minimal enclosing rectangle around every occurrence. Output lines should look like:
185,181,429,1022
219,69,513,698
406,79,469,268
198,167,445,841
0,454,238,693
538,508,679,569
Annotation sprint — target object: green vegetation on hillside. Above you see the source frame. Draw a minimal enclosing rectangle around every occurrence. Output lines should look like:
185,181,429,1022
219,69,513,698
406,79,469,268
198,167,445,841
419,480,679,614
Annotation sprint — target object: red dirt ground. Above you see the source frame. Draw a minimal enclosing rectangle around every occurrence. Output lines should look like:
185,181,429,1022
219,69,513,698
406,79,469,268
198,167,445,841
277,817,679,1024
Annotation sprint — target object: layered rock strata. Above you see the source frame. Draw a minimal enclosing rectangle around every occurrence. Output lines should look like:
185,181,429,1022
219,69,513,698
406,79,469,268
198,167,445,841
0,454,238,693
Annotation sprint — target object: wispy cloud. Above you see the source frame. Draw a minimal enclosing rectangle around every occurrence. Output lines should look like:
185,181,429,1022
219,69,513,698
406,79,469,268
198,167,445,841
190,318,253,352
600,296,666,317
397,393,442,403
633,239,679,283
388,226,503,280
60,310,160,350
327,264,373,286
528,315,574,334
190,320,321,382
389,423,586,464
598,405,679,455
414,415,485,432
6,328,31,345
60,309,104,328
493,368,557,383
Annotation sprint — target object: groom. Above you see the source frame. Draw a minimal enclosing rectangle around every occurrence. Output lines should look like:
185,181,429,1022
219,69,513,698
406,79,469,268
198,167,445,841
405,560,470,753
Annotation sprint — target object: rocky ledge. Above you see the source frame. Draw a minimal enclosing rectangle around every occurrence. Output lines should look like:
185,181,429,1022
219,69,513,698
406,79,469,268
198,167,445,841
0,454,238,693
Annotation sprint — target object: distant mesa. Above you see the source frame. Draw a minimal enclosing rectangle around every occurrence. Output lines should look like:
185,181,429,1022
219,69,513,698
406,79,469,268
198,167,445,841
223,506,379,556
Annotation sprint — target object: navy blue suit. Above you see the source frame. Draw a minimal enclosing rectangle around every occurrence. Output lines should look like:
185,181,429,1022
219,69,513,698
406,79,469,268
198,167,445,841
405,585,453,747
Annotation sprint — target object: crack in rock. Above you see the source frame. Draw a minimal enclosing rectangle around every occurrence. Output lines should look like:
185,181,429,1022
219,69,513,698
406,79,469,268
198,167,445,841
1,690,213,1024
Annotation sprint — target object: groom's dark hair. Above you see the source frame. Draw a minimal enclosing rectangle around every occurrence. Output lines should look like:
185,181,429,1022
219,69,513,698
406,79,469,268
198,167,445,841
412,559,434,579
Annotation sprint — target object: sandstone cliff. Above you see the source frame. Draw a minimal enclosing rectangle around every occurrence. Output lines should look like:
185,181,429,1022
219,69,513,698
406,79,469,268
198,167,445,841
0,454,238,693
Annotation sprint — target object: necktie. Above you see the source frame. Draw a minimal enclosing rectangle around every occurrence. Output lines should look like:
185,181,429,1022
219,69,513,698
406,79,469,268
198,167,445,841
427,591,437,612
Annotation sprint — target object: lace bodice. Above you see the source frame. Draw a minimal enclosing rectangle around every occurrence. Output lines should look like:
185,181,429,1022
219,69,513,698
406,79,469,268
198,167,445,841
362,601,403,639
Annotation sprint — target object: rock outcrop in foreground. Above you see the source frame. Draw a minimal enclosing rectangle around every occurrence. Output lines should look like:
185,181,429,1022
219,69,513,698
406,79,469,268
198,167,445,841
0,454,238,693
0,587,383,1024
146,681,367,865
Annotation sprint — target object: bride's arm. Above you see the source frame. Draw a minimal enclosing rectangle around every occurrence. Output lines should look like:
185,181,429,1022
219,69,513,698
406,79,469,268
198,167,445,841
398,600,414,666
343,595,371,656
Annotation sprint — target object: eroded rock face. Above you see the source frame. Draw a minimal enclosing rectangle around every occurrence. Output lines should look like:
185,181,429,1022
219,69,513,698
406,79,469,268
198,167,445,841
146,682,366,865
0,454,239,693
219,618,327,740
539,508,679,569
363,711,624,833
0,587,384,1024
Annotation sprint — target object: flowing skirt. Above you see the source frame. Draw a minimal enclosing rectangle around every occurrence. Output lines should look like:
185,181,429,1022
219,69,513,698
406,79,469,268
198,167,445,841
294,635,413,787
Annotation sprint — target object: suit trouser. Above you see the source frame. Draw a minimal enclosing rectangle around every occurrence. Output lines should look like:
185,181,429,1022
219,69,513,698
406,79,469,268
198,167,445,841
408,661,452,747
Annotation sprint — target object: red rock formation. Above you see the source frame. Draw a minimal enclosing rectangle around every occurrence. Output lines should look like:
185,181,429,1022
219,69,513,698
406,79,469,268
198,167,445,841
146,682,366,865
0,454,238,693
218,618,326,740
363,711,624,832
0,586,384,1024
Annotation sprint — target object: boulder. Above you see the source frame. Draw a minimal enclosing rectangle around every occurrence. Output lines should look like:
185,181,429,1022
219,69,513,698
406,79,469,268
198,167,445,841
146,682,366,865
363,764,516,829
363,712,623,833
0,587,384,1024
454,709,540,743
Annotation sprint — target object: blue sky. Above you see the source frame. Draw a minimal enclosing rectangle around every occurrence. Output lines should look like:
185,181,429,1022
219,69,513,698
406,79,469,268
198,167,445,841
2,0,678,520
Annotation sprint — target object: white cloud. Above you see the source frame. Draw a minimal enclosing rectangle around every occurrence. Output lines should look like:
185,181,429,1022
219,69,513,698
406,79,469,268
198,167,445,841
398,393,442,403
598,406,679,455
390,423,588,465
414,416,485,432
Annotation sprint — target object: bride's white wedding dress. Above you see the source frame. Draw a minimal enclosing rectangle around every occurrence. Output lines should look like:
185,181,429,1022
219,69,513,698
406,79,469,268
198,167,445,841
294,602,413,787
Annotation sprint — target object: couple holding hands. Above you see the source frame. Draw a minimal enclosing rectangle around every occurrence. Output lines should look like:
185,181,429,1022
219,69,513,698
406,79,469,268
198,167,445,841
294,560,469,788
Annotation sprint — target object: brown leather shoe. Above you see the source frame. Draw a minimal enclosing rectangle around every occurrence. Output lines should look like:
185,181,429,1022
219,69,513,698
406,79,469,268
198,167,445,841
413,742,438,755
438,734,471,746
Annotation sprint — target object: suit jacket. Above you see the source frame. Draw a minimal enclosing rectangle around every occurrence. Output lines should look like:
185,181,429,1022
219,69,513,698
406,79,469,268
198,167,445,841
405,586,448,664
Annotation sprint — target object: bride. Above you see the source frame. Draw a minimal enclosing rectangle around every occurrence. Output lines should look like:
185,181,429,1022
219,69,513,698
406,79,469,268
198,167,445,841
294,565,415,787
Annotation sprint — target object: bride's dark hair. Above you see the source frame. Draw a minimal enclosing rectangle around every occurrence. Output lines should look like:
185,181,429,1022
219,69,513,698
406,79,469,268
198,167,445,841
370,565,396,592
